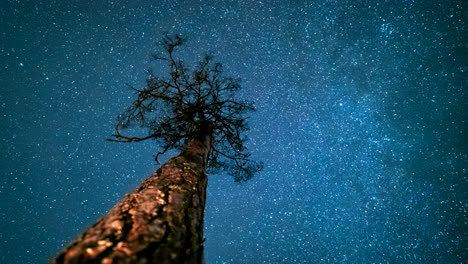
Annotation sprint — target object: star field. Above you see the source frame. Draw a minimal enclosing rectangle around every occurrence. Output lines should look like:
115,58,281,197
0,0,466,263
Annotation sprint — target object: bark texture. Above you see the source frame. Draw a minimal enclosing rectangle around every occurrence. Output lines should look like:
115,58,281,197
53,136,211,264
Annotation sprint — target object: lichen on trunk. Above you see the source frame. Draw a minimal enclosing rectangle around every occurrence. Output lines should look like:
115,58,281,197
53,136,211,264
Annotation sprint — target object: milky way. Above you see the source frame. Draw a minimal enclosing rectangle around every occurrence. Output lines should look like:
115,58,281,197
1,0,466,263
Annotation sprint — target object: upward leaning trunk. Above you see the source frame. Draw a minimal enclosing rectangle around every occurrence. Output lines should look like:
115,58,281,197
53,135,211,264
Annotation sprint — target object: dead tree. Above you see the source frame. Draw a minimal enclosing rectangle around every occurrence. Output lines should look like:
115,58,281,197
53,34,262,264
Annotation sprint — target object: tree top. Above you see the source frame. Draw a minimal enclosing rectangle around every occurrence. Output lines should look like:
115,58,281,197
108,34,263,182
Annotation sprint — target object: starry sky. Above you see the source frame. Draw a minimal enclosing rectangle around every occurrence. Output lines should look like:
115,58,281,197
1,0,466,263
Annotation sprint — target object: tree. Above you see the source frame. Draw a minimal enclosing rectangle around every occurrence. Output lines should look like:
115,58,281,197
53,34,262,264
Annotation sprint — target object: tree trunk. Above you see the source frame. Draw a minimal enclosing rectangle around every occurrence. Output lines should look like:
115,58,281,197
53,135,211,264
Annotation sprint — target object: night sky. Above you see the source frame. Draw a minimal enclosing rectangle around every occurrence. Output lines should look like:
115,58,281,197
1,0,466,263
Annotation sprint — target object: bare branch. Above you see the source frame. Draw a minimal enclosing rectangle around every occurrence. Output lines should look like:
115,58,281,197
107,134,155,143
110,34,262,181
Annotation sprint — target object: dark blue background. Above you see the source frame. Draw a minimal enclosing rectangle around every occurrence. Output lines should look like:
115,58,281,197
1,0,466,263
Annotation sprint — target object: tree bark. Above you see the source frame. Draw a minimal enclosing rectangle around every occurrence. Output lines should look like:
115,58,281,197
53,135,211,264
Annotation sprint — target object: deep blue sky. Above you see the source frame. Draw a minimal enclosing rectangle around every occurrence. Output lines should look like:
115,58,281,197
1,0,466,263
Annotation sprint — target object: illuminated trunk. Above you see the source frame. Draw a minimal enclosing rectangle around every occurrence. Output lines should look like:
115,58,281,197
53,134,211,264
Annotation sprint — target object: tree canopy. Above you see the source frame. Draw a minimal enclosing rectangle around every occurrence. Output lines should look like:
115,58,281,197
108,34,262,181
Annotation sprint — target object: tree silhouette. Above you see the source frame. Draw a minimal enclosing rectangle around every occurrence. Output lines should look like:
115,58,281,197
109,34,262,181
53,34,262,264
